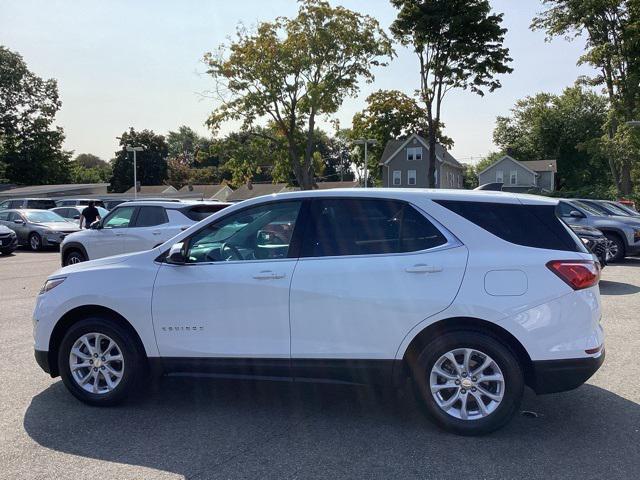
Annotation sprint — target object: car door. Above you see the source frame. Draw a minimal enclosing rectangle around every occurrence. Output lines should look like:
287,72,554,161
8,212,29,243
288,198,468,380
152,200,304,365
119,206,170,254
557,201,588,226
86,205,137,259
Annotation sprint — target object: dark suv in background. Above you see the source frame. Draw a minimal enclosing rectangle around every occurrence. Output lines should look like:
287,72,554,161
0,198,57,210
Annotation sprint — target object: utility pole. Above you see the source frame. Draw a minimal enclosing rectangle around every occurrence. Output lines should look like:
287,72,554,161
353,139,376,188
126,146,144,200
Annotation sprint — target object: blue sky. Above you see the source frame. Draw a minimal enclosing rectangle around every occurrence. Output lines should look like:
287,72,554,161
0,0,594,164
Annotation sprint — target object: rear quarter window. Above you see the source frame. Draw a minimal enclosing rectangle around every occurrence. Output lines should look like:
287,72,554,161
435,200,583,252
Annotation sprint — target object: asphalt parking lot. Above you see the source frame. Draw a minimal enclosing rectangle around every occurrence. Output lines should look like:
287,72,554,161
1,250,639,480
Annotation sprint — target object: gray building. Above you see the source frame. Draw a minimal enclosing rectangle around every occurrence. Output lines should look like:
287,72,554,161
477,155,557,192
379,134,464,189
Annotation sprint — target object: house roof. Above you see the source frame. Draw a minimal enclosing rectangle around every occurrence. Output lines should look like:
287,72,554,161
521,160,557,173
0,183,110,198
314,181,359,189
227,183,292,202
124,185,178,194
379,134,463,169
177,184,231,197
477,155,538,177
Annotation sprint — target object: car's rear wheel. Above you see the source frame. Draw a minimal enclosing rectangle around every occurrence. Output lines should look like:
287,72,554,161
604,232,625,263
410,331,524,435
64,249,86,265
29,232,42,251
58,317,146,406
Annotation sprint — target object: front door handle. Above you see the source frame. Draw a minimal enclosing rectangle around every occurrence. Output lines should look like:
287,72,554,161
252,270,286,280
405,264,442,273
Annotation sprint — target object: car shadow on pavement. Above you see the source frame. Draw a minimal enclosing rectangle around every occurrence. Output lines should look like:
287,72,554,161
24,378,640,479
599,279,640,295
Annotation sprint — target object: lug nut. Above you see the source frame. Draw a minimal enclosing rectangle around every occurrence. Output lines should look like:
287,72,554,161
89,360,93,365
461,389,466,394
471,387,477,392
94,353,98,358
101,357,106,361
462,372,467,378
93,367,98,372
455,379,460,385
471,377,477,382
100,366,105,370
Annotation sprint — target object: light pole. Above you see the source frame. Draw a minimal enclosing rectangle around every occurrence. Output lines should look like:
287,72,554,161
126,146,144,200
353,139,376,188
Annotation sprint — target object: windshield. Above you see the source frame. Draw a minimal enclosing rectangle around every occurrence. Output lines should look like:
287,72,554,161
608,202,638,216
24,211,66,223
571,201,605,216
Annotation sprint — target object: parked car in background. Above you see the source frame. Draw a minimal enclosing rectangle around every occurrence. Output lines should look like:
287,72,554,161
600,200,640,217
51,206,110,226
0,224,18,254
0,198,57,211
35,189,604,435
577,199,636,218
102,199,128,210
54,198,106,208
60,201,231,265
0,209,80,251
568,223,607,267
557,199,640,262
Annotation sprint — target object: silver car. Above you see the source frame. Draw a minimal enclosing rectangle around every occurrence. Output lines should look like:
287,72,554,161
0,209,80,251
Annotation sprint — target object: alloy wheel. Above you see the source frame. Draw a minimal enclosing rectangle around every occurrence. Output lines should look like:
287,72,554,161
30,235,41,250
605,239,618,262
67,254,82,265
429,348,505,420
69,333,125,394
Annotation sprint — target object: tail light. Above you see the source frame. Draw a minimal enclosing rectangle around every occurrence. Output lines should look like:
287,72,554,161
546,260,600,290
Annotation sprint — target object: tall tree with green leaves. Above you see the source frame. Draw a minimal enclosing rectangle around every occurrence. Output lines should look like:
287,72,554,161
493,86,610,190
390,0,513,187
110,128,169,192
204,0,394,189
0,46,71,184
532,0,640,195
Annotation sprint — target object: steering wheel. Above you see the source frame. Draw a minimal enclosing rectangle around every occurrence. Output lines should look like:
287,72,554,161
220,242,243,261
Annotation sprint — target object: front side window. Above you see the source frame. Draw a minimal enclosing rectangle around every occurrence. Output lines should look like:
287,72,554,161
393,170,401,186
184,201,302,263
135,206,168,227
102,206,136,229
0,212,9,221
408,170,417,186
301,198,446,258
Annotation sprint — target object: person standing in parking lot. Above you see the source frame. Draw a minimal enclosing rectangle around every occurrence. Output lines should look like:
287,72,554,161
79,201,101,229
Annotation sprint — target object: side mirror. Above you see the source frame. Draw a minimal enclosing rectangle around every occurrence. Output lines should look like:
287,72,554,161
167,242,186,264
13,219,24,225
570,210,585,218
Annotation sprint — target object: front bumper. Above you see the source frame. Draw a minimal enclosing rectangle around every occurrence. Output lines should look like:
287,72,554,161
35,349,52,375
0,234,17,250
43,232,73,247
531,349,605,394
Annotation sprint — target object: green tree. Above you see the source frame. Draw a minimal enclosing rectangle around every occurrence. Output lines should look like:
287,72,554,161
493,86,610,190
532,0,640,195
70,153,112,184
110,128,169,193
204,0,393,189
350,89,451,183
0,46,71,184
390,0,513,187
167,126,212,165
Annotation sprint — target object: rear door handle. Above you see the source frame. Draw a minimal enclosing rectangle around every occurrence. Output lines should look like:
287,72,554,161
252,270,286,280
405,264,442,273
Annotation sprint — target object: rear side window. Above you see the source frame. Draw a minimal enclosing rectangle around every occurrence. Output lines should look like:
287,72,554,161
301,198,447,257
182,204,229,221
135,206,168,227
26,199,57,209
435,200,582,252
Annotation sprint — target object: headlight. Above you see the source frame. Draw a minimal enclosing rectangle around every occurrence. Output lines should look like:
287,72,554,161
39,277,66,294
581,237,590,245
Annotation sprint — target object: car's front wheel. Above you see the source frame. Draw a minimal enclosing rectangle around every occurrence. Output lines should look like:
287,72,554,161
29,232,42,251
58,317,146,406
604,232,625,263
64,249,86,265
410,331,524,435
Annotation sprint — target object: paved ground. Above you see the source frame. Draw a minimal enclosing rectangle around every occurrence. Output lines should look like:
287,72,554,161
0,249,639,480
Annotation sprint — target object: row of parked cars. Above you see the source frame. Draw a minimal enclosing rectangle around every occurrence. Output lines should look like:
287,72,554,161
0,197,230,258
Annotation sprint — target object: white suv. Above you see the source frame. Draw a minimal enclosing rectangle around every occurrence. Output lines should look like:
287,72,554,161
33,189,604,435
59,201,230,265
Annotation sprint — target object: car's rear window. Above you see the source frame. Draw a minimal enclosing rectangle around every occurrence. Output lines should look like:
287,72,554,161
182,204,230,221
25,200,57,209
435,200,583,252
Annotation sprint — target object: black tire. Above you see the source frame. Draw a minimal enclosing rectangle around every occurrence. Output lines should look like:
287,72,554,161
28,232,42,251
64,249,86,266
409,331,524,435
604,232,625,263
58,317,146,406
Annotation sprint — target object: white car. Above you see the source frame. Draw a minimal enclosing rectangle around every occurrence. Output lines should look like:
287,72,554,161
59,201,231,265
33,189,604,435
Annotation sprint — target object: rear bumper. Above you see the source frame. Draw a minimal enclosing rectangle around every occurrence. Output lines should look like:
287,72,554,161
531,350,605,394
